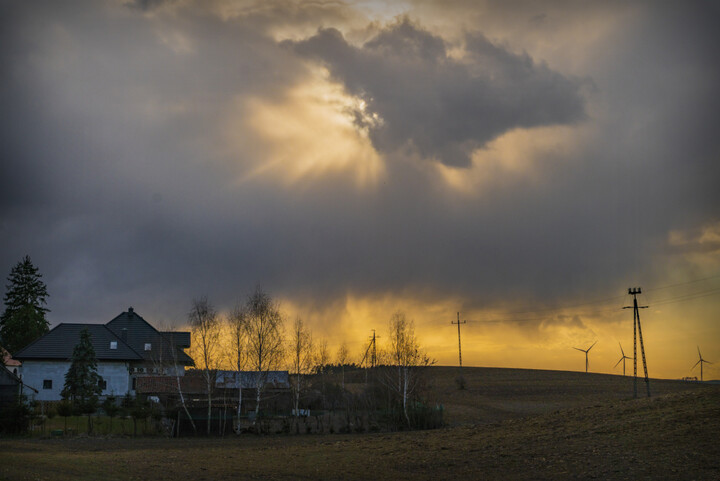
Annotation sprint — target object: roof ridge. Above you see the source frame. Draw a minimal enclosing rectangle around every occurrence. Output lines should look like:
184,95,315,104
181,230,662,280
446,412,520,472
98,324,144,358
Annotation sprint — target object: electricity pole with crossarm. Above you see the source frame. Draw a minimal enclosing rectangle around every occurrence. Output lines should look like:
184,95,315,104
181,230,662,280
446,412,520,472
624,287,650,398
452,312,467,369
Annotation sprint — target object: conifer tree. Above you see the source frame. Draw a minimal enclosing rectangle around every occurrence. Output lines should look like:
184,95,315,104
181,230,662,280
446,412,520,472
0,255,50,353
62,328,103,433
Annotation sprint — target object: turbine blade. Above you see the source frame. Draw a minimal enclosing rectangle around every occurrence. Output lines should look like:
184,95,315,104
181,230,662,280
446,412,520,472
588,341,597,352
614,358,623,368
692,360,701,369
619,343,625,356
573,347,584,352
698,345,702,358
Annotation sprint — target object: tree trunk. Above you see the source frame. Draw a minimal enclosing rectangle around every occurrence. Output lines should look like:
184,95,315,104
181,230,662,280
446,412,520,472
175,369,196,434
294,371,301,432
254,375,262,422
206,374,212,435
403,367,410,427
237,385,243,429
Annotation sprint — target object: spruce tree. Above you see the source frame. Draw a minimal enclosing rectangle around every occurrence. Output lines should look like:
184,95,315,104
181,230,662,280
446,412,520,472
62,328,103,433
0,255,50,353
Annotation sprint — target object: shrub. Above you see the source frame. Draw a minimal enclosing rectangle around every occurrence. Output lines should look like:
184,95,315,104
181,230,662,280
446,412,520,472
0,397,32,434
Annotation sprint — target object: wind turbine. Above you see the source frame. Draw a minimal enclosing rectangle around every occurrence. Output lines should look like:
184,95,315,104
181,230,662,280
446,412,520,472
573,341,597,373
692,346,713,382
614,342,632,377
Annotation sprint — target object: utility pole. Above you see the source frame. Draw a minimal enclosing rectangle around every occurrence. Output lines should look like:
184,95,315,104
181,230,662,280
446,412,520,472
624,287,650,398
360,330,380,384
451,312,467,369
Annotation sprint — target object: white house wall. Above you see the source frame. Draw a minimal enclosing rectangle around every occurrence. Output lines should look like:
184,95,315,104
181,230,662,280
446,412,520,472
21,360,131,401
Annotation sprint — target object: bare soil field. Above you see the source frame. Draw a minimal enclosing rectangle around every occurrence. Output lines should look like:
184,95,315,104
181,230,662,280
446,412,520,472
419,366,716,425
1,367,718,480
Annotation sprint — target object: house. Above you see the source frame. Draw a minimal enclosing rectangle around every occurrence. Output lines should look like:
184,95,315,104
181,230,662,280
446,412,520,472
2,346,22,378
13,307,193,401
0,368,22,406
215,370,290,391
0,366,37,407
137,369,291,414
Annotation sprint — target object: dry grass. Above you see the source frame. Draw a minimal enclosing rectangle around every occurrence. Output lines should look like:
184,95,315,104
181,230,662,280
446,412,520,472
1,367,718,480
421,366,712,425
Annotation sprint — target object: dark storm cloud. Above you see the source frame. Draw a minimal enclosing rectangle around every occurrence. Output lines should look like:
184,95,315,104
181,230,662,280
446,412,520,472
0,0,718,330
0,0,308,323
287,18,586,167
126,0,178,11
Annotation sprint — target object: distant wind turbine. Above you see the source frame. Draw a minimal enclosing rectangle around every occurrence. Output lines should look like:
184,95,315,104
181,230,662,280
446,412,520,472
614,342,632,377
692,346,713,382
573,341,597,373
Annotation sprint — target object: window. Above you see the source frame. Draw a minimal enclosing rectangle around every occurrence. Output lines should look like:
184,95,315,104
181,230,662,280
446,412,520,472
98,379,107,390
43,379,52,389
110,341,117,350
144,343,151,351
132,378,137,390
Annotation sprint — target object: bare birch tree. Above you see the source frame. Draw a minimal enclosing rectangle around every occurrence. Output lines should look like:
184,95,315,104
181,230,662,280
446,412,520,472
244,287,284,423
387,311,432,427
155,322,196,435
226,304,248,423
289,317,313,431
189,297,220,435
314,339,330,409
336,342,350,390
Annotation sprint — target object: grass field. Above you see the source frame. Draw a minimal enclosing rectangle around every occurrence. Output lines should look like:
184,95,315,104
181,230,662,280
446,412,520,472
1,367,718,480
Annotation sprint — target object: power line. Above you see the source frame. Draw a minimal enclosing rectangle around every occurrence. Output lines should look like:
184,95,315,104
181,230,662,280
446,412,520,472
457,275,720,325
643,274,720,292
649,287,720,307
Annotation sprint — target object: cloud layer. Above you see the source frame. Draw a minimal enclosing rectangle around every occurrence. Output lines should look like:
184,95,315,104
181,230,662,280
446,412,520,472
288,18,587,167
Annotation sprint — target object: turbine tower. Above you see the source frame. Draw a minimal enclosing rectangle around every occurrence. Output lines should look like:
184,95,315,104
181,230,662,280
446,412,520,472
573,341,597,373
692,346,713,382
614,342,632,377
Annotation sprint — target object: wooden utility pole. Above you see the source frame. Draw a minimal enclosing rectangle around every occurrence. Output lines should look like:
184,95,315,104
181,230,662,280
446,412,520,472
360,330,380,384
624,287,650,398
360,330,380,369
451,312,467,369
370,329,379,368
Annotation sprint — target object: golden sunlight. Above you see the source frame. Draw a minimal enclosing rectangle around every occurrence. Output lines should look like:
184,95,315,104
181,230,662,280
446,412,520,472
436,124,591,194
280,288,720,381
239,67,385,187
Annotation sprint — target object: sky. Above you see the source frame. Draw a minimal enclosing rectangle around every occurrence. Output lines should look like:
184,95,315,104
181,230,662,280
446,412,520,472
2,0,719,380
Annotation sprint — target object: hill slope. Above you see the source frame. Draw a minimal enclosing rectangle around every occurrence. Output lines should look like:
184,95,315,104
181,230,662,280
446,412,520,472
418,366,715,425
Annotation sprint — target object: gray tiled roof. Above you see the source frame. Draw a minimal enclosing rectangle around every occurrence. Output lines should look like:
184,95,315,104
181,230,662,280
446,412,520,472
13,323,142,361
13,307,194,366
215,370,290,389
105,308,193,365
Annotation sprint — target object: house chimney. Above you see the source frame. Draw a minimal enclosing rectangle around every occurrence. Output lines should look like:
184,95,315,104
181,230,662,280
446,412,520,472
121,328,128,343
128,307,134,315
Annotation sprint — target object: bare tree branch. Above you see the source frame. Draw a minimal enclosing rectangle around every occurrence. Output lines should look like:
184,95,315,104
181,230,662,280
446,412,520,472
189,296,220,435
